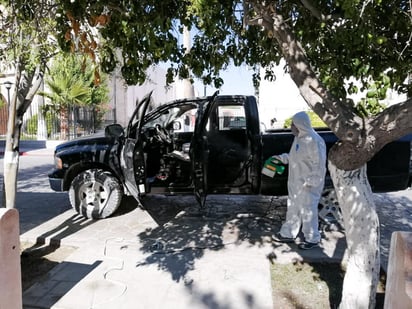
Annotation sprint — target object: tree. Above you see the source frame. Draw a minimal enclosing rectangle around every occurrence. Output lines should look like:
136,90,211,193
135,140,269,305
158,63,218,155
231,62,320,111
0,0,109,209
39,53,109,140
0,0,59,209
17,1,412,307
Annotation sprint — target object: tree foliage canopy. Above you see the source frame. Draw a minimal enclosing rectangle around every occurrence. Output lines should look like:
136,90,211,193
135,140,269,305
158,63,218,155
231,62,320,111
0,0,60,120
54,0,412,104
0,0,57,74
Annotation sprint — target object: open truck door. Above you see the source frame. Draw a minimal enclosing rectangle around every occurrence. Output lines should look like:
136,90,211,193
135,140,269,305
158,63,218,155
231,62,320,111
191,93,262,207
120,92,153,200
191,92,219,207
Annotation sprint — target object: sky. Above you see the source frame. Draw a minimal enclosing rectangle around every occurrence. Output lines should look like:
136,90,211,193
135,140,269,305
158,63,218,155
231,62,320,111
193,65,256,96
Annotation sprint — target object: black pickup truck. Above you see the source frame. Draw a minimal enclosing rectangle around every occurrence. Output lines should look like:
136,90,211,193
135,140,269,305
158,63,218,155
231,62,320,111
48,93,412,221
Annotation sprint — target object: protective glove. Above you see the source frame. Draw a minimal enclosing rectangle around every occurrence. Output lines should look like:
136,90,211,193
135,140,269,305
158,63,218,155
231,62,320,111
271,153,289,165
303,182,313,188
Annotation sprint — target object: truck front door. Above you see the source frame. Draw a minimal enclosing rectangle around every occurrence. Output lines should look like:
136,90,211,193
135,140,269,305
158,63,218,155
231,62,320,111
191,94,219,207
121,92,152,199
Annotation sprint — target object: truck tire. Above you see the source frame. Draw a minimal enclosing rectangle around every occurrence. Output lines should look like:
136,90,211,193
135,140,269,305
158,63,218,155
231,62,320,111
318,188,344,230
69,169,123,219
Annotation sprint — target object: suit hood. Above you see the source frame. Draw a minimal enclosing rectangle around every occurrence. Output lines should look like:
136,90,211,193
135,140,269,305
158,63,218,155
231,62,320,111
292,112,313,136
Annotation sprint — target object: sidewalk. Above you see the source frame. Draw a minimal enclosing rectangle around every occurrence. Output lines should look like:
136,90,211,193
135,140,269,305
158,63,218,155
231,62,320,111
6,144,410,309
19,193,347,309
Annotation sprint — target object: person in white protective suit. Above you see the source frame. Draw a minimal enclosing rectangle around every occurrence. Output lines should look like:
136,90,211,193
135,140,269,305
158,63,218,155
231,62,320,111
273,111,327,250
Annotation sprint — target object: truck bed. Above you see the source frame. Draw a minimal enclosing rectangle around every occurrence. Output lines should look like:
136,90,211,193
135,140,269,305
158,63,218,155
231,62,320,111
260,129,411,195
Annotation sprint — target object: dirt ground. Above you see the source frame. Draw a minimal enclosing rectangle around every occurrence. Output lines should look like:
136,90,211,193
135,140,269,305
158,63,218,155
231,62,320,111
271,261,386,309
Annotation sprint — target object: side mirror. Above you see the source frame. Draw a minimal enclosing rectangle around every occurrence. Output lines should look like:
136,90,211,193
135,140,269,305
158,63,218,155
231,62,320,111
105,124,124,139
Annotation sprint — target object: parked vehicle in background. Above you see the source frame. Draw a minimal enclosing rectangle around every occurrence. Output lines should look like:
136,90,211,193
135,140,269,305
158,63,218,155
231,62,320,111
48,92,412,223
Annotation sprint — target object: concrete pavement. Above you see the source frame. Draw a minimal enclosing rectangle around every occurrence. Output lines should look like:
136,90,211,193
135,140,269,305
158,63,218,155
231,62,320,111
1,143,410,308
19,194,347,309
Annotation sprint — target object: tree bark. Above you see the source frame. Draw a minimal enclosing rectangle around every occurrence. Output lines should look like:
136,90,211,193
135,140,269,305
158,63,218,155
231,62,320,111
3,86,19,209
2,64,44,209
329,161,380,309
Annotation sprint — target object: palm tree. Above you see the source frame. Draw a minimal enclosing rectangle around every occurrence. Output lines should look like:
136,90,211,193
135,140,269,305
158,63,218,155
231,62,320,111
41,77,89,139
39,53,106,139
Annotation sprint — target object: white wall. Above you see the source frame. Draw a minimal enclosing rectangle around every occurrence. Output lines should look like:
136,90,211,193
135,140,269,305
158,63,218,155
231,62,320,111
109,66,192,127
258,60,308,129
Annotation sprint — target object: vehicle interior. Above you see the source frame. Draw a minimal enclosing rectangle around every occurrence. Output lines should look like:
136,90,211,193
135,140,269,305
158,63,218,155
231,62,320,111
141,103,197,194
139,98,256,195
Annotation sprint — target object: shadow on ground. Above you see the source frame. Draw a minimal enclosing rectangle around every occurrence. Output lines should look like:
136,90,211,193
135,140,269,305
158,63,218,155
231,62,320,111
130,194,349,308
134,194,284,308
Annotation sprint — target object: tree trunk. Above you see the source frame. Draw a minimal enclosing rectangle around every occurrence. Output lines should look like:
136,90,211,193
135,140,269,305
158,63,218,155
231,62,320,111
328,161,380,309
3,85,19,209
2,64,44,209
60,108,69,140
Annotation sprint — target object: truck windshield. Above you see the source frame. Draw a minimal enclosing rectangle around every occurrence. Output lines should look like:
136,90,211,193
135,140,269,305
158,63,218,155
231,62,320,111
143,104,198,132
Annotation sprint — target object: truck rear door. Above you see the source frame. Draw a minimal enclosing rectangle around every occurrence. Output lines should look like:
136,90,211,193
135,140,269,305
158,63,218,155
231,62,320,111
192,95,262,206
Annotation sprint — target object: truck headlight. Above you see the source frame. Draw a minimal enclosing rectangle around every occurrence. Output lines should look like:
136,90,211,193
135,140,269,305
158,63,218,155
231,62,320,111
54,156,63,169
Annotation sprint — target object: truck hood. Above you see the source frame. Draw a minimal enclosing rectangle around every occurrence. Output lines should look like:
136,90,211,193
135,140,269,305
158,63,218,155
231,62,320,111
54,130,114,153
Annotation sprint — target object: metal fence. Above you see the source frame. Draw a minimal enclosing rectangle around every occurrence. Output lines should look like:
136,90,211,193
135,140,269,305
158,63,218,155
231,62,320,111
0,103,115,141
0,103,7,136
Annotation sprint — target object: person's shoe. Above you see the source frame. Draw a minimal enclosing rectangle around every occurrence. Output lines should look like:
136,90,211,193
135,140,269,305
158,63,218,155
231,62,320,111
273,232,295,243
298,242,319,250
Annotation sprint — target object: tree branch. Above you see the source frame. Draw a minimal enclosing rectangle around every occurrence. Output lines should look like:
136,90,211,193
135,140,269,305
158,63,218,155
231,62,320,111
299,0,336,21
268,12,363,141
17,66,44,118
359,0,373,18
300,0,327,21
369,98,412,145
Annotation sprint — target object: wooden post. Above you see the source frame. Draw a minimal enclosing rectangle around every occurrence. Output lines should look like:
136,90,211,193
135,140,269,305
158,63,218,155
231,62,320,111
0,208,22,308
384,231,412,309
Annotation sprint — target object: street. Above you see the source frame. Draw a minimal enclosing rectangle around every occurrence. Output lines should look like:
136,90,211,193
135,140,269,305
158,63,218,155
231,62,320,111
0,154,71,234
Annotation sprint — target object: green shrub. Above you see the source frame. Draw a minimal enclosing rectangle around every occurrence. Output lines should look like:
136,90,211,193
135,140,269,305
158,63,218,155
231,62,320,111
25,114,38,135
24,112,60,137
283,111,327,128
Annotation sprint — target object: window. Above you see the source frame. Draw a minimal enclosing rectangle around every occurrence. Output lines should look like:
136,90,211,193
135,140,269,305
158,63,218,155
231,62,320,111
176,109,196,132
217,105,246,130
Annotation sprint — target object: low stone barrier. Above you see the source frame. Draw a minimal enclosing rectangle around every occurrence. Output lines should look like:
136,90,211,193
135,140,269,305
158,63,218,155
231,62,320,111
384,231,412,309
0,208,22,309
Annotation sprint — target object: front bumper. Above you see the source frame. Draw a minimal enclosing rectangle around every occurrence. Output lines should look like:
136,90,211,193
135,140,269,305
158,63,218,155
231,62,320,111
48,169,65,192
49,177,64,192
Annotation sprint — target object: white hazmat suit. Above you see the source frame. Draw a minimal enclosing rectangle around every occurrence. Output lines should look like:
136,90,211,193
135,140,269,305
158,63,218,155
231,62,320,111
275,112,326,244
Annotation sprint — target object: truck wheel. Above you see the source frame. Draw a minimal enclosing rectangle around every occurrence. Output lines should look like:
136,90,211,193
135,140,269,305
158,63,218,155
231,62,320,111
69,169,123,219
318,189,344,230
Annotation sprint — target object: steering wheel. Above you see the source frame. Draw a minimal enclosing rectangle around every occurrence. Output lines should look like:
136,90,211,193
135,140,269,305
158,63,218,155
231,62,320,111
154,124,172,144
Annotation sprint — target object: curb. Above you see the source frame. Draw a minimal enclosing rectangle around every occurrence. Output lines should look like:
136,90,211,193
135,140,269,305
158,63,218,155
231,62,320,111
0,140,61,157
0,150,54,157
